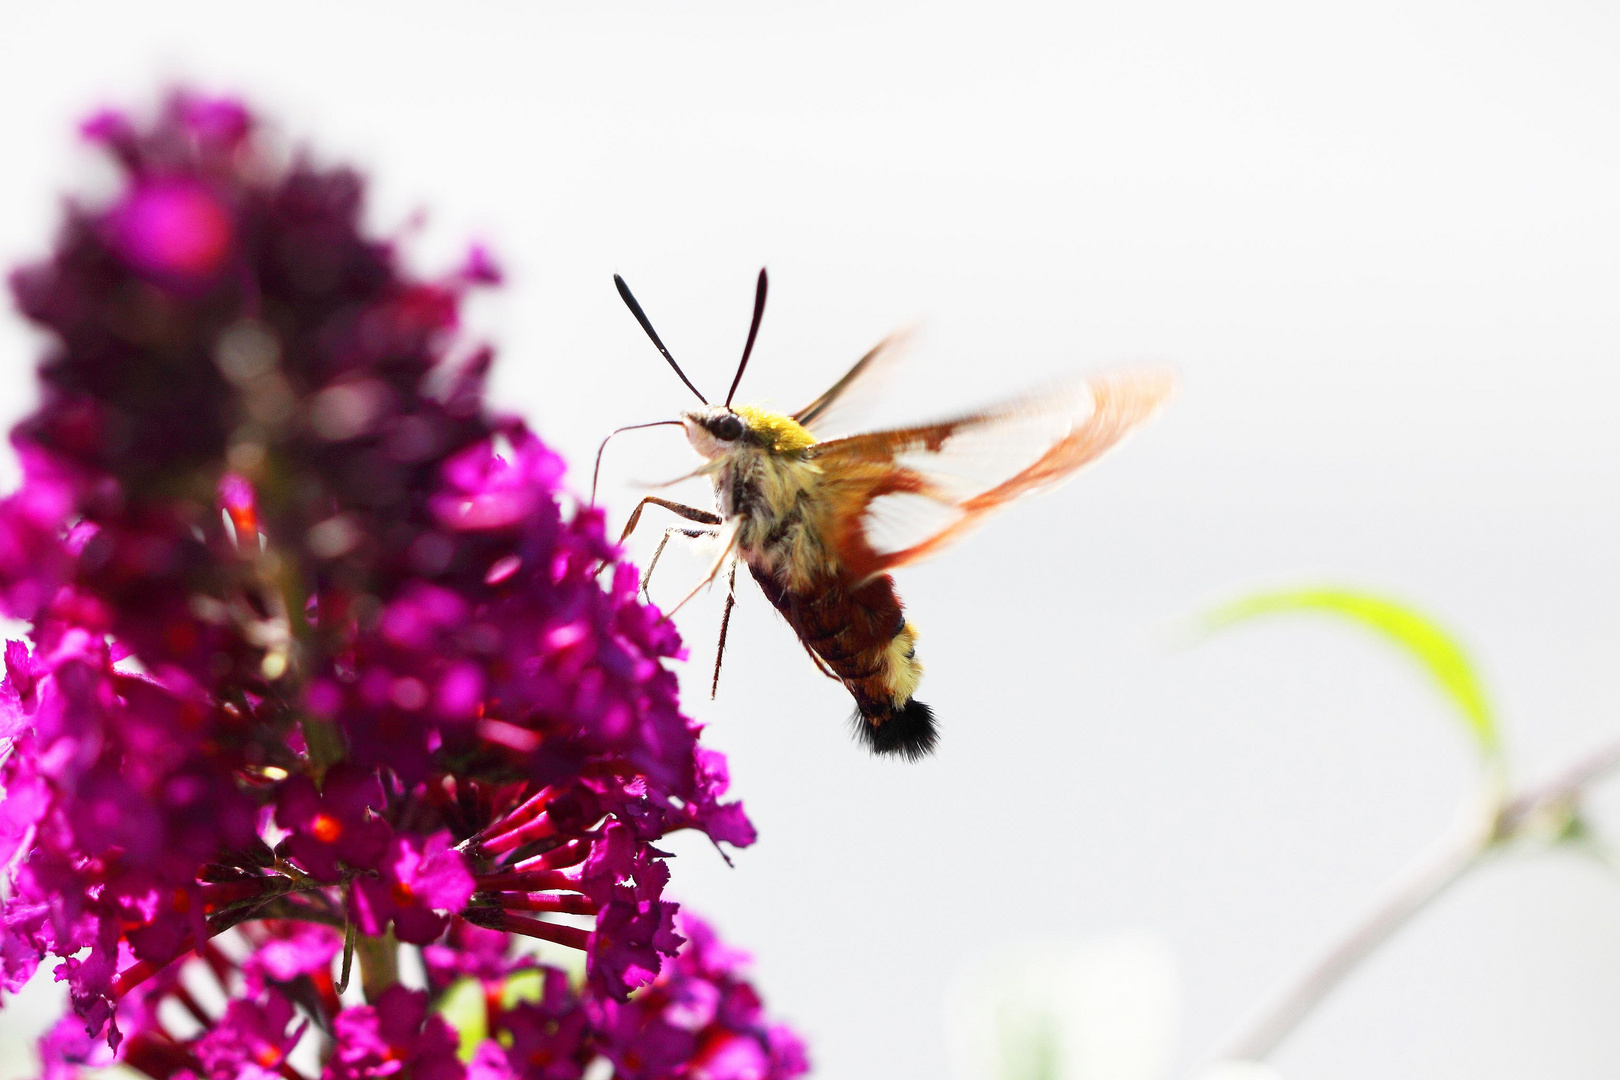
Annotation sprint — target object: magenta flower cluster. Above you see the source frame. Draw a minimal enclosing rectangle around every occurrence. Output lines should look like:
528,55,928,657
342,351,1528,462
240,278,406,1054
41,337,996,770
0,93,802,1080
34,913,804,1080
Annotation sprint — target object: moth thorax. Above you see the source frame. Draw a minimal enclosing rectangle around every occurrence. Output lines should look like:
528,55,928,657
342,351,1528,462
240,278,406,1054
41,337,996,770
734,406,815,452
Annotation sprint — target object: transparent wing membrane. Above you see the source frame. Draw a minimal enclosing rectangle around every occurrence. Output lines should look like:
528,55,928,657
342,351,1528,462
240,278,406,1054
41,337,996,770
809,366,1175,579
791,328,916,440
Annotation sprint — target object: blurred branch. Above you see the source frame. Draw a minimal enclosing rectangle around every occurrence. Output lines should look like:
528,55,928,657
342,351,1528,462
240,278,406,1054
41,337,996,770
1212,731,1620,1067
1495,736,1620,838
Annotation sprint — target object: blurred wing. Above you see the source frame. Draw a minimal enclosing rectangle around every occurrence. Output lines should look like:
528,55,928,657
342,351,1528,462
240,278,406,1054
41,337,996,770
791,327,915,439
808,366,1175,580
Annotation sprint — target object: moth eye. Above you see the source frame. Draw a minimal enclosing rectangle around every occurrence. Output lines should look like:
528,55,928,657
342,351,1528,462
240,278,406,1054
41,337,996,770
713,413,745,441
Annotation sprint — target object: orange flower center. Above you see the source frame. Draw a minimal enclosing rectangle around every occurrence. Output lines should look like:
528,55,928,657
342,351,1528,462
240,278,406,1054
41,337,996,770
311,813,343,843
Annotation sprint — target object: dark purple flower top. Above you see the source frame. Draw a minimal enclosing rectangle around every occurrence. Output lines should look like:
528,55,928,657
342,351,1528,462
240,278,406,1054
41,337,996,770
0,91,799,1080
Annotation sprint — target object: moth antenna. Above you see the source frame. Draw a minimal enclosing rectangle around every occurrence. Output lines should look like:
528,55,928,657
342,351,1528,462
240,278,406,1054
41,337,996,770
614,274,709,404
590,420,685,507
725,267,769,407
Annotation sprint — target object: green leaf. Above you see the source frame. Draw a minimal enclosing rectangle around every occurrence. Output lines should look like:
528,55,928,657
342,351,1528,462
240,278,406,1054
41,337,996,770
1206,587,1500,760
434,968,559,1063
434,977,487,1062
501,967,547,1009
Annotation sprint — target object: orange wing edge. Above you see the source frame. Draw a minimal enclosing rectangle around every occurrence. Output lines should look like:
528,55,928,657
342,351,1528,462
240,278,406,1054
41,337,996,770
834,366,1176,582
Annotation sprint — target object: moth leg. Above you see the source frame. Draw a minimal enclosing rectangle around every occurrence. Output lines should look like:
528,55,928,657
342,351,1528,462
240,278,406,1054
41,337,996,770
802,640,842,682
662,517,742,622
781,596,842,682
643,526,716,603
711,556,740,699
619,497,720,545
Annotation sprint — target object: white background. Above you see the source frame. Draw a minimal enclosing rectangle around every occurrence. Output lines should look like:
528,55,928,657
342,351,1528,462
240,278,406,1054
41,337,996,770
4,2,1620,1078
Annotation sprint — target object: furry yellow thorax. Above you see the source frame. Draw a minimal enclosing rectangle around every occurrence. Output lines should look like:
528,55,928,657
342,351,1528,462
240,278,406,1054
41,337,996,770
735,405,816,452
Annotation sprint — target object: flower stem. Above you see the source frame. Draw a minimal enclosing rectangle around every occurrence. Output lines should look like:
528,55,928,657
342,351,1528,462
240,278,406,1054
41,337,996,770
1213,732,1620,1065
485,892,601,915
466,909,593,950
299,714,347,775
474,869,580,893
355,929,399,1003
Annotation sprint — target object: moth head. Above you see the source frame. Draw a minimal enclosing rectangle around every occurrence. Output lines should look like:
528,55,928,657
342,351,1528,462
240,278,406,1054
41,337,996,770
682,406,748,459
613,268,782,462
682,405,814,458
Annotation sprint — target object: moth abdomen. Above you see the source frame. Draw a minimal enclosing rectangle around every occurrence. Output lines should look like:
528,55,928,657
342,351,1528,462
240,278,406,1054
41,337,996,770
748,564,934,758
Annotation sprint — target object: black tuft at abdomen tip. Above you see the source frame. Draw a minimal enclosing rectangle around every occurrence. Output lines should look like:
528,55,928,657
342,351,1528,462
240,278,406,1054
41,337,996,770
853,699,938,761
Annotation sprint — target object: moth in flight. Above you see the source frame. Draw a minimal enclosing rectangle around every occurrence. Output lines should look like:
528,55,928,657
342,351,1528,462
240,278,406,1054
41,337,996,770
596,269,1172,760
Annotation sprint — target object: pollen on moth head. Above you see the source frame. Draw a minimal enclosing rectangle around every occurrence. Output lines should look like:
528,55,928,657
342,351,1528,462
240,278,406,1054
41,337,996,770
734,405,815,453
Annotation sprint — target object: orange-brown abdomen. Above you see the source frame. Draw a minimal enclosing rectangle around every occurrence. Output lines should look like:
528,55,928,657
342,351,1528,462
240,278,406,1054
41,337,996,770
747,565,937,759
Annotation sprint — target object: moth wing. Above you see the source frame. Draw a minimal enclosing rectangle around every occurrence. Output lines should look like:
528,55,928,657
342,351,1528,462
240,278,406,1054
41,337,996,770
791,327,916,439
808,366,1175,580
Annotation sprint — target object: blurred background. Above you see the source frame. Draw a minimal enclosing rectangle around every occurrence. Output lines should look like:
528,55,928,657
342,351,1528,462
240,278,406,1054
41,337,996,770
4,1,1620,1077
